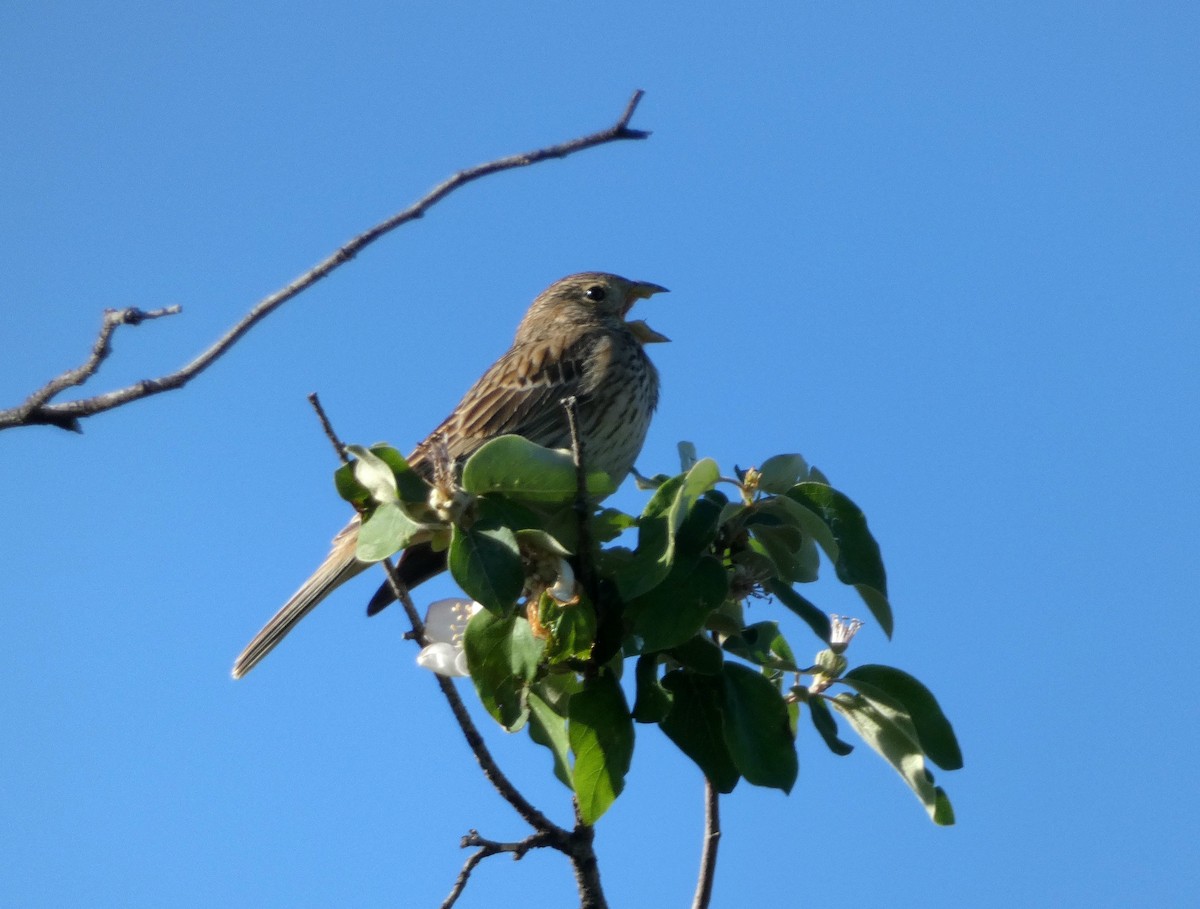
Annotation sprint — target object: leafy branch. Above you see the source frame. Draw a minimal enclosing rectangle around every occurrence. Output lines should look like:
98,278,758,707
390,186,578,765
326,419,964,906
310,393,612,908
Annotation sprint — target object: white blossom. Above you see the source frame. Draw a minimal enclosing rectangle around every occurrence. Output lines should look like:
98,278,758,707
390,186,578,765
547,559,578,604
416,598,482,677
829,614,864,654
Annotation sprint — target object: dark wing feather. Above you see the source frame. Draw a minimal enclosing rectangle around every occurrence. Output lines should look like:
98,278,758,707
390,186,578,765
409,335,595,470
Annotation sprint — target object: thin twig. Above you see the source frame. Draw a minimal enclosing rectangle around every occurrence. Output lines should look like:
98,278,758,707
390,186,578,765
440,830,556,909
560,396,595,596
307,392,349,463
4,306,182,432
376,522,570,839
0,91,651,433
439,834,554,909
691,779,721,909
440,849,488,909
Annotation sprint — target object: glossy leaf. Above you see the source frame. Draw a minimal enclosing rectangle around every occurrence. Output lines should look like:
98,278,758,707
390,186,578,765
807,696,854,756
356,502,427,562
831,692,956,825
461,435,616,504
748,521,810,583
538,594,596,664
345,444,399,503
668,634,725,675
721,663,798,792
592,508,637,543
363,444,432,504
674,494,725,560
569,672,634,824
463,610,543,731
757,453,810,494
617,458,721,599
528,690,573,788
765,579,832,643
677,440,698,471
660,670,739,793
721,621,800,673
632,655,673,723
448,521,523,613
842,666,963,770
626,556,728,652
785,483,893,636
333,461,371,509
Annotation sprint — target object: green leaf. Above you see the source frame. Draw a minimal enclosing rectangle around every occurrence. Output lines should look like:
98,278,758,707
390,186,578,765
632,655,673,723
748,521,811,584
765,579,832,643
721,621,800,673
807,696,854,756
514,527,571,557
660,670,739,793
617,459,721,599
842,666,963,771
674,494,725,560
677,440,698,472
757,453,810,495
831,692,955,825
528,690,573,788
569,672,634,824
448,519,523,613
461,435,616,504
334,461,371,509
785,483,893,637
345,444,400,503
592,508,636,543
463,610,544,731
668,634,725,675
720,663,798,792
626,556,728,652
538,594,597,664
364,444,433,504
631,468,671,490
355,502,428,562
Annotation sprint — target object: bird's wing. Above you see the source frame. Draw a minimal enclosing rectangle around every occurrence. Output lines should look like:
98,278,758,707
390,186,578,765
411,335,598,468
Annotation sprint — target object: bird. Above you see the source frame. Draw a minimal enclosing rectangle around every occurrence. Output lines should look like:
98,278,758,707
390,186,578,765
232,272,669,678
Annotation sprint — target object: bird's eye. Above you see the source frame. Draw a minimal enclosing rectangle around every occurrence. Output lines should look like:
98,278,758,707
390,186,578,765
584,285,607,302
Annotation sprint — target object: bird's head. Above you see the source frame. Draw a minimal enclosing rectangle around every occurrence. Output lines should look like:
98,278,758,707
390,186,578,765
518,272,670,344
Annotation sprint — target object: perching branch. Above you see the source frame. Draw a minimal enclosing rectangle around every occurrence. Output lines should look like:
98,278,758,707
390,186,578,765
0,90,650,434
561,395,596,597
307,396,608,909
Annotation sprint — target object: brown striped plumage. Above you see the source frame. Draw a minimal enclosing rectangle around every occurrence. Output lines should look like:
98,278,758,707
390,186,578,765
232,273,668,679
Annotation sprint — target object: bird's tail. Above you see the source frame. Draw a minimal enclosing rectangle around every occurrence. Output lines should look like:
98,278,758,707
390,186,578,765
232,522,366,679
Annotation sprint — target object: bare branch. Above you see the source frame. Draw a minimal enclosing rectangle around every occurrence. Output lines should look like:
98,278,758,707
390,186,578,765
307,392,349,464
3,306,182,432
440,830,555,909
0,90,650,434
691,779,721,909
568,801,608,909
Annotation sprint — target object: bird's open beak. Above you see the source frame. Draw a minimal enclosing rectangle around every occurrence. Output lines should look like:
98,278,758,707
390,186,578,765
624,281,670,343
630,281,670,301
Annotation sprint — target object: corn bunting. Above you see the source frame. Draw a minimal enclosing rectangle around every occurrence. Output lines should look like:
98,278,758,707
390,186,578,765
232,272,668,678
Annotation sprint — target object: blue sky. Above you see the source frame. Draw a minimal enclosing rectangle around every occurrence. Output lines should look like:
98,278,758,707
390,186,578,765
2,2,1197,906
